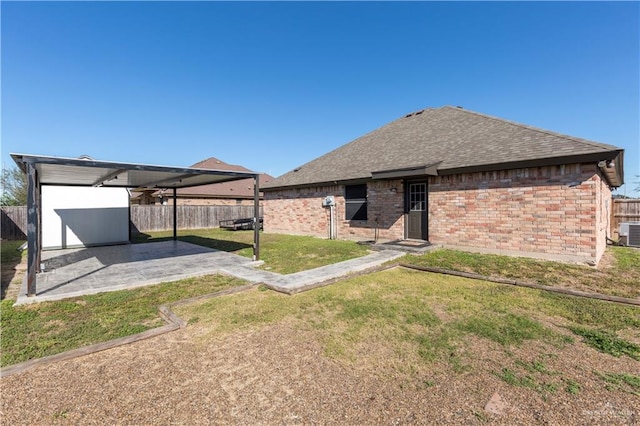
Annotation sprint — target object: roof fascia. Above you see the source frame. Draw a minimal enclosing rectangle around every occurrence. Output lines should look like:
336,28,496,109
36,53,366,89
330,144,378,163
371,163,440,180
437,151,623,176
11,153,258,189
598,151,624,188
263,178,370,191
264,151,625,191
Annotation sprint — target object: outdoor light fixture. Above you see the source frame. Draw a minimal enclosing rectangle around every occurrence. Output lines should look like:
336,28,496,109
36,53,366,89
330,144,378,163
597,160,615,168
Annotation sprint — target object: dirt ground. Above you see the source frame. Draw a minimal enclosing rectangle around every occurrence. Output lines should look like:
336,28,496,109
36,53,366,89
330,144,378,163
2,249,638,424
2,320,638,425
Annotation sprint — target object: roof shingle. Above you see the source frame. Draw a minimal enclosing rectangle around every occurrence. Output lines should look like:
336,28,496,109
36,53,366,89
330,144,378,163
264,106,622,189
175,157,273,198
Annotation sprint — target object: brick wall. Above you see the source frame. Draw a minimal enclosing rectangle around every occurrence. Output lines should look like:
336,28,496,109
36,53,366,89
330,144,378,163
264,180,405,241
264,163,610,263
595,175,612,261
428,163,606,263
264,185,338,238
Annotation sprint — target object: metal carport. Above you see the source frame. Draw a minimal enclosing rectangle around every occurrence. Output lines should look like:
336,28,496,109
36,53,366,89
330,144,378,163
11,153,261,297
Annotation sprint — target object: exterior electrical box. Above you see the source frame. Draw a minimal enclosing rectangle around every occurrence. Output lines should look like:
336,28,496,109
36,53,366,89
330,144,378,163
322,196,335,207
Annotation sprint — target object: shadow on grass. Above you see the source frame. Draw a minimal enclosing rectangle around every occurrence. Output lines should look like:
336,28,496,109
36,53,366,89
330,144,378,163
131,233,251,253
1,240,25,300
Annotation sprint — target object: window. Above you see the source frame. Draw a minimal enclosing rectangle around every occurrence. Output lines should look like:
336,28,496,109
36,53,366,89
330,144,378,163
409,183,426,211
345,184,367,221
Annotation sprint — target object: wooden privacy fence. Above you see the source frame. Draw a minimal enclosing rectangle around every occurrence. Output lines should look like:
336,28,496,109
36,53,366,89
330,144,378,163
611,199,640,238
130,205,263,233
1,205,263,240
1,207,27,240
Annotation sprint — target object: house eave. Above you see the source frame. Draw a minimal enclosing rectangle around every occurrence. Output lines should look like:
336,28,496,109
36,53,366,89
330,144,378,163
264,151,625,191
263,178,371,192
437,151,623,179
597,151,624,188
371,162,441,180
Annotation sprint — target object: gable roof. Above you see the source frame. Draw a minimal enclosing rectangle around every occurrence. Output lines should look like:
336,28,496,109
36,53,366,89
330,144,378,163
174,157,274,199
263,106,624,189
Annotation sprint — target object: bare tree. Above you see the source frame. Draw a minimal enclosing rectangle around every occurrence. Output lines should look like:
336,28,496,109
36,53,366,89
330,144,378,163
1,166,27,206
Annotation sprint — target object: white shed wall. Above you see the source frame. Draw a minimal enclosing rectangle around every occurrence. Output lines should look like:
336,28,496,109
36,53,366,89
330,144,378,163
42,186,130,249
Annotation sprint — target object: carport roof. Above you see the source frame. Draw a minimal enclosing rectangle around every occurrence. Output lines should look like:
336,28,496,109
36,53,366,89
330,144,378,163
13,153,263,298
11,153,258,189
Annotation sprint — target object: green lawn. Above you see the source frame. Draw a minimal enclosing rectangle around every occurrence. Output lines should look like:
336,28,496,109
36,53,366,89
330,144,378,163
3,228,638,393
1,274,246,367
1,240,24,266
1,240,26,299
175,268,640,396
1,231,368,367
132,228,369,274
400,246,640,299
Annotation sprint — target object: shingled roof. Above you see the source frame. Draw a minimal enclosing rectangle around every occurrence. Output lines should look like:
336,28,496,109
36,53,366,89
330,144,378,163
263,106,623,189
175,157,273,198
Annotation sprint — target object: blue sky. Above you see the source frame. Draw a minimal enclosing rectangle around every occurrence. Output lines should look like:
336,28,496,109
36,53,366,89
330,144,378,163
2,1,639,196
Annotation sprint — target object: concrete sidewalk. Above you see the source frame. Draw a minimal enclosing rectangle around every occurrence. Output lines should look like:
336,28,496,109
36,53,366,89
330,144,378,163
16,241,404,305
221,249,404,294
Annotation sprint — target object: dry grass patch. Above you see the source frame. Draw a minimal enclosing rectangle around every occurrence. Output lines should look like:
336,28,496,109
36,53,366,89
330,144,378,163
174,267,640,402
1,274,247,367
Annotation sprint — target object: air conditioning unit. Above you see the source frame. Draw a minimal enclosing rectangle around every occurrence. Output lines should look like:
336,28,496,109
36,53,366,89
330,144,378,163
619,222,640,247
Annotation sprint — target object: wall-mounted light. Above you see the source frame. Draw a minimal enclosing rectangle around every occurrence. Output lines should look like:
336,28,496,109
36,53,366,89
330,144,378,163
390,187,397,193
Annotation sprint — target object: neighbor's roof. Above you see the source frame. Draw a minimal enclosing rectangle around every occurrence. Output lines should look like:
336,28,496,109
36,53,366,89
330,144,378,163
11,153,258,189
171,157,274,198
263,106,624,189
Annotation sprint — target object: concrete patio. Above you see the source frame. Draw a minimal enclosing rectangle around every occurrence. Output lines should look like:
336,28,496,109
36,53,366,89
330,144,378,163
16,241,404,305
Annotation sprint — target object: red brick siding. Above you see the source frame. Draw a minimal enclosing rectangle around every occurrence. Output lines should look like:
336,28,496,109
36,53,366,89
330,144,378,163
263,185,340,238
342,180,404,240
264,163,610,263
428,164,605,263
264,180,405,240
595,174,612,261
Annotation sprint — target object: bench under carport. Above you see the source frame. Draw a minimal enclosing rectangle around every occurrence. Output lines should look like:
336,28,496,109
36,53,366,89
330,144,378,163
219,217,264,231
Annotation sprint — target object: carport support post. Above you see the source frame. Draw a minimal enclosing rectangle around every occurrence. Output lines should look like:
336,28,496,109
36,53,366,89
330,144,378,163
172,188,177,241
253,174,260,261
26,162,40,297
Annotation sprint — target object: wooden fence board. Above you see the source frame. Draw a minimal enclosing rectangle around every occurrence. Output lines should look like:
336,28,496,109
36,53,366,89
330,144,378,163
1,205,263,240
130,205,262,233
611,199,640,238
1,207,27,240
